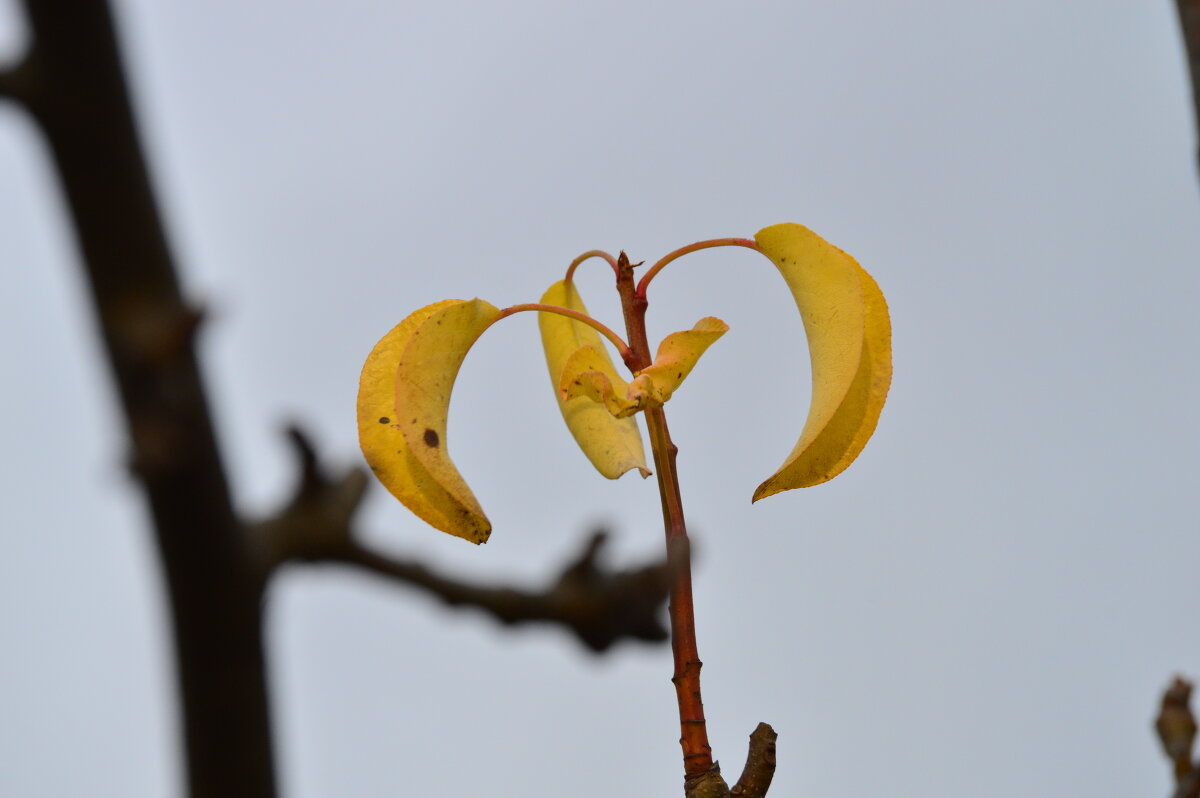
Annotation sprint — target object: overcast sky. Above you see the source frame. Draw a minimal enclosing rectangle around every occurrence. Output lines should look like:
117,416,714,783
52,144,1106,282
2,1,1199,796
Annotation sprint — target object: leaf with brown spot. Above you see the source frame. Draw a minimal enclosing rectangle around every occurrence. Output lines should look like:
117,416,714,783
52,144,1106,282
357,299,500,543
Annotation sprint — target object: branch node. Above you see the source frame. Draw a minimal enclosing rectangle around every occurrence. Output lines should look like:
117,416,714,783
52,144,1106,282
684,762,730,798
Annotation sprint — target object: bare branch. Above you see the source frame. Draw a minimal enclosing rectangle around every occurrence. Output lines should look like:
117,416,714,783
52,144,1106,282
1179,0,1200,175
11,0,278,794
0,51,32,105
260,425,670,653
0,69,20,103
339,532,669,652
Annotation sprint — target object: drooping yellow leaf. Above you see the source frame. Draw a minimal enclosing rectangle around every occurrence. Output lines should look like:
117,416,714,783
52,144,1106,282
356,299,500,544
538,280,650,479
751,223,892,500
628,316,728,409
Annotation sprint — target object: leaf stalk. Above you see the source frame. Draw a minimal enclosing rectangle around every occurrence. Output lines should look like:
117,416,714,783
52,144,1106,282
636,237,760,299
564,249,620,283
498,302,632,362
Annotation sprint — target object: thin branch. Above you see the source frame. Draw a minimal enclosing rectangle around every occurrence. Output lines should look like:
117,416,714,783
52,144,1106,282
338,533,669,652
1179,0,1200,175
259,426,670,653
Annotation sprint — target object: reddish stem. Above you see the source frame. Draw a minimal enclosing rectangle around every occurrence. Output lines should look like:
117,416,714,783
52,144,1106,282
636,237,760,299
497,302,632,362
614,254,714,777
564,249,620,283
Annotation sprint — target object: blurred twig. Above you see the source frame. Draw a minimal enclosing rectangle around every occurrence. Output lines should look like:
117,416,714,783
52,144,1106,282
1156,677,1200,798
259,426,670,653
1179,0,1200,175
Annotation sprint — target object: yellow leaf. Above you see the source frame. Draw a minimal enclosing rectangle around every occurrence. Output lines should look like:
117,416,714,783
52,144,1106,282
357,299,500,543
558,345,641,418
561,317,728,417
751,223,892,500
538,280,650,479
628,317,728,409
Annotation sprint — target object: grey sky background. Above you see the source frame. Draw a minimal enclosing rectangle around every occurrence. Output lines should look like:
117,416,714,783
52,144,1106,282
2,1,1198,796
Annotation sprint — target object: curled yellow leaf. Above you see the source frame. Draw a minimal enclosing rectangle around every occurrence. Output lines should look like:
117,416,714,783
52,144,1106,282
628,316,728,409
538,280,650,479
561,317,729,418
751,223,892,501
559,345,641,418
357,298,500,543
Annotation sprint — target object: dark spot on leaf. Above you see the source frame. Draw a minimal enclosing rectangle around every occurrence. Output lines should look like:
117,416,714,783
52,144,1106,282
424,428,439,447
379,417,390,424
676,372,682,379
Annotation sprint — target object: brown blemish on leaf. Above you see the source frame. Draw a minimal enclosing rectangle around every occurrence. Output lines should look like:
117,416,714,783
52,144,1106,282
423,428,439,447
378,417,390,424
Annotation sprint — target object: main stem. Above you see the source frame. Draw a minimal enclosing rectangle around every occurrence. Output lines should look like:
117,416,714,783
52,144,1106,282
614,255,714,777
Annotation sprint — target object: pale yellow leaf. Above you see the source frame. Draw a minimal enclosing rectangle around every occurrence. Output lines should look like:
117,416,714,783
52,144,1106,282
561,317,728,418
538,280,650,479
751,223,892,500
559,345,641,418
629,316,729,409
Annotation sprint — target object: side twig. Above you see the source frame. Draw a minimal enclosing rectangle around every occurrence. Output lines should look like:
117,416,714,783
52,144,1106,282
258,426,671,653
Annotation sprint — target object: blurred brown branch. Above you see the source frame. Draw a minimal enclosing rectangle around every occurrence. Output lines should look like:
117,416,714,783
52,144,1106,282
1179,0,1200,175
0,1,667,797
259,426,669,653
1156,677,1200,798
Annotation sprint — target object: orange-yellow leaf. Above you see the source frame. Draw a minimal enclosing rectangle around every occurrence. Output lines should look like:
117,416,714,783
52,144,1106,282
538,280,650,479
628,316,728,409
561,317,728,417
357,299,500,543
751,223,892,500
558,345,641,418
